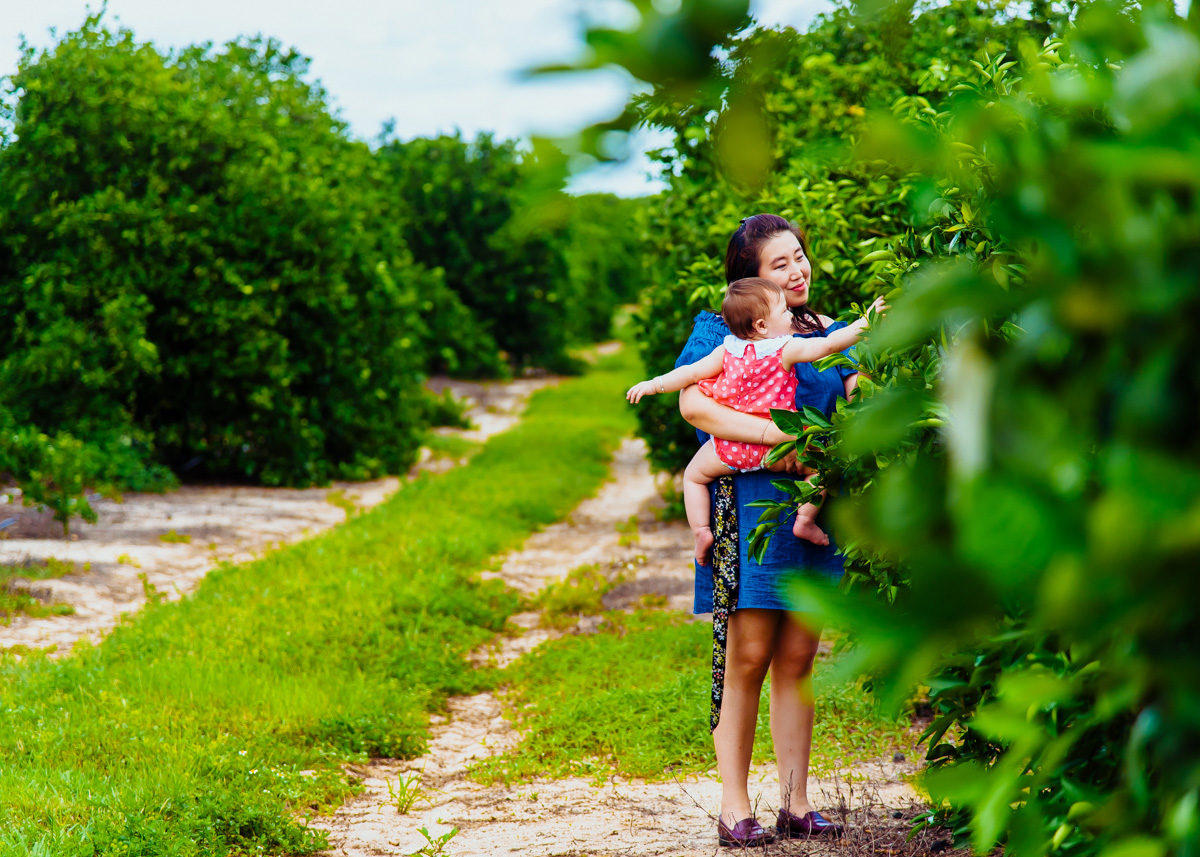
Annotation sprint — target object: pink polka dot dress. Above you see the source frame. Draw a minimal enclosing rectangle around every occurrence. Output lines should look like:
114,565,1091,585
698,334,798,471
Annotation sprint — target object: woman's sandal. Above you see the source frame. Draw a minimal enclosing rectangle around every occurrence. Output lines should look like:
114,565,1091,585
717,817,776,848
775,808,845,839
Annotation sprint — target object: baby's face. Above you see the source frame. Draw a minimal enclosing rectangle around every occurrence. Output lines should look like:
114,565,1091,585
760,292,795,338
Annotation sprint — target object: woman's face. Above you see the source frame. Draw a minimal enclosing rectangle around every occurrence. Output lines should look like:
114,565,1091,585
756,231,811,309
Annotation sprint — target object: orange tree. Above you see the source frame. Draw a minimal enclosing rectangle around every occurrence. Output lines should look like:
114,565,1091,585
570,0,1200,855
0,19,436,493
375,132,647,374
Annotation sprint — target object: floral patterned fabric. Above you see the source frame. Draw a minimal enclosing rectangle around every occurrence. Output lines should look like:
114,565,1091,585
709,476,739,732
679,311,854,732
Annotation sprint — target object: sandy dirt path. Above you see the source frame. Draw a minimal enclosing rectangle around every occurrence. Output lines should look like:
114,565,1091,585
310,438,928,857
0,375,557,654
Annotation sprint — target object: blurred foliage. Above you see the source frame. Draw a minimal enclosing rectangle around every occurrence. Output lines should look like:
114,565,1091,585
580,0,1200,856
0,14,647,524
624,0,1054,474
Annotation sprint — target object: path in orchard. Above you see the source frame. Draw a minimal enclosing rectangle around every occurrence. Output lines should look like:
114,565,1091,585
2,352,939,856
311,436,931,857
0,375,557,655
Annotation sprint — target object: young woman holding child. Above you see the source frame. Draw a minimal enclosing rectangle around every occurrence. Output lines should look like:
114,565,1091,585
640,214,877,848
628,277,884,564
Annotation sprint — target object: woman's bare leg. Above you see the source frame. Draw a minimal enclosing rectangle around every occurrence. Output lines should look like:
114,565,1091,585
713,608,782,825
683,441,733,564
769,614,822,815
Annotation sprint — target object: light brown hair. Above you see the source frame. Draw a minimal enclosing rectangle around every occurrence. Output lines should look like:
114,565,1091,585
722,277,783,340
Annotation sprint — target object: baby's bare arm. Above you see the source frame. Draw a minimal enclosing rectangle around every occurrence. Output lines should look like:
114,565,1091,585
627,346,725,403
780,296,888,369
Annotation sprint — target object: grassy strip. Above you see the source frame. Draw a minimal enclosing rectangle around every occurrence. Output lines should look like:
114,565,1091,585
533,562,628,629
1,558,83,623
0,347,639,857
474,612,919,784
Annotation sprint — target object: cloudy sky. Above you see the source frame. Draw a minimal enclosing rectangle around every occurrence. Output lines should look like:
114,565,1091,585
1,0,833,195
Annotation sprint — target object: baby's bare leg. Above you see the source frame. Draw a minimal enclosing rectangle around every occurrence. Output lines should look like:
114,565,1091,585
792,474,829,546
683,441,732,564
766,460,829,546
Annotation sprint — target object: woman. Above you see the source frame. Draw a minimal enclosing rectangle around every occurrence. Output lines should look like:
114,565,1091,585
675,214,858,848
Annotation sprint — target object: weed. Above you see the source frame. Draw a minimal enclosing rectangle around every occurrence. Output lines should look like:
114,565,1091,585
116,553,141,567
1,557,87,583
534,562,627,629
325,489,359,518
0,587,74,623
615,514,639,547
0,559,79,622
158,529,190,544
387,772,427,814
420,433,481,462
138,573,166,606
423,386,472,429
411,826,458,857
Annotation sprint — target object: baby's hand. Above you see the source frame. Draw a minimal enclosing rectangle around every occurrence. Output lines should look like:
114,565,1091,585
626,380,658,403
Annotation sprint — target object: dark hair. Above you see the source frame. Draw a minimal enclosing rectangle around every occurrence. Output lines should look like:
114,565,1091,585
722,277,782,340
724,213,825,334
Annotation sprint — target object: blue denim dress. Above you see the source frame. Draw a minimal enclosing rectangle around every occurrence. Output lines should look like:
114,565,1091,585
678,311,857,614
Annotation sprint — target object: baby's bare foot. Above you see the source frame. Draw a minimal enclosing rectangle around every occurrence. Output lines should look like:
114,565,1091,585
694,526,714,565
792,516,830,546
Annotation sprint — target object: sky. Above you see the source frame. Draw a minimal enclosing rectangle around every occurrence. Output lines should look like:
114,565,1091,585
0,0,834,196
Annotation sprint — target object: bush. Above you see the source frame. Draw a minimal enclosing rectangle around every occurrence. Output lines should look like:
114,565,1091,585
376,133,648,374
0,19,431,487
573,1,1200,856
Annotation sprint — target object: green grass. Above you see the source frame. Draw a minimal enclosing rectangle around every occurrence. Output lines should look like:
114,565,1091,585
473,612,919,785
1,557,89,584
0,346,639,857
1,558,82,623
420,431,481,461
532,562,627,629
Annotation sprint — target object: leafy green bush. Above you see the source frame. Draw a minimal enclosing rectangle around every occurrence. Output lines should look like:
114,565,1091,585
0,19,432,488
572,1,1200,856
376,133,647,374
625,1,1044,474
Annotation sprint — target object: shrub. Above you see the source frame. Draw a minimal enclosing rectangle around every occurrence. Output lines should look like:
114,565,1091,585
570,2,1200,856
0,19,431,487
376,134,647,374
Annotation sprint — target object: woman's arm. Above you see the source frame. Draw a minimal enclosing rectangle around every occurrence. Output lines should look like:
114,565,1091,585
678,385,793,446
